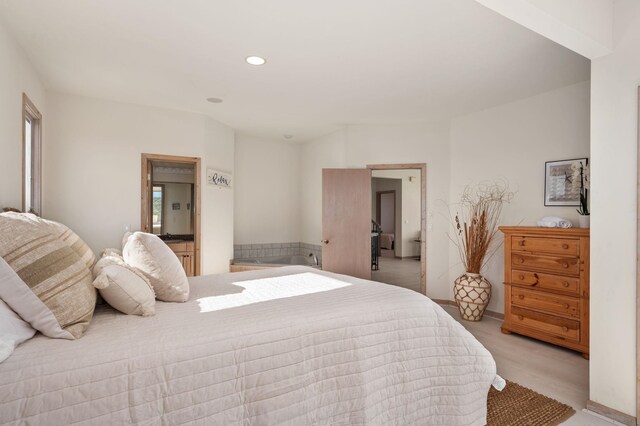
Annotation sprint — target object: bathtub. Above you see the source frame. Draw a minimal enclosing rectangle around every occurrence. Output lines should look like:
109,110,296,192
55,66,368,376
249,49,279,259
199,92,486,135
230,255,320,272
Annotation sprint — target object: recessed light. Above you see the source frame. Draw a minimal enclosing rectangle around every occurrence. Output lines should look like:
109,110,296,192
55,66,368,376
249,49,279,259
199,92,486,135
283,134,294,140
206,97,223,103
246,56,266,66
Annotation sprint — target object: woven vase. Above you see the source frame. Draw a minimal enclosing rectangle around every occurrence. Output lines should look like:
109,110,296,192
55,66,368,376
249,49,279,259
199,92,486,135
453,273,492,321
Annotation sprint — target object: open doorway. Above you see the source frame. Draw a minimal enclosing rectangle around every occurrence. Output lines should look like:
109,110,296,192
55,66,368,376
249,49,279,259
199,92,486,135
368,164,426,294
376,190,396,258
141,153,201,276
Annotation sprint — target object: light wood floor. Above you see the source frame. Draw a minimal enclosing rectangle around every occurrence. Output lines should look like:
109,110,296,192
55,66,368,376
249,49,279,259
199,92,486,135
443,306,616,425
371,255,421,292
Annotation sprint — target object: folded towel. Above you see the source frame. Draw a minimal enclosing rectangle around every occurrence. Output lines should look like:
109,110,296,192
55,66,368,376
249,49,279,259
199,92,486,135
537,216,573,228
492,375,506,391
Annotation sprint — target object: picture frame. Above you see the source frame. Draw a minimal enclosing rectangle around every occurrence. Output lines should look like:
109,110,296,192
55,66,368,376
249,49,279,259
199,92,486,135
544,158,588,206
206,168,232,189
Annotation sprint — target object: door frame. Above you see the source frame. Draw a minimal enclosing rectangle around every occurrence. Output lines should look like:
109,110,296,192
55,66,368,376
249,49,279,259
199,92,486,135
368,163,427,295
141,153,202,276
637,87,640,422
375,190,397,255
376,190,396,234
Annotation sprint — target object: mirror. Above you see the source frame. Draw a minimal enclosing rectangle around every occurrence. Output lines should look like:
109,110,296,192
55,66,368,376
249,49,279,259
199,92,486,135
151,162,195,237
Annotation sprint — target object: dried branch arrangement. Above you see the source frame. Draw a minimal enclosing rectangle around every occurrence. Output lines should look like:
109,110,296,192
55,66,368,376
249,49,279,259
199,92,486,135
450,182,514,274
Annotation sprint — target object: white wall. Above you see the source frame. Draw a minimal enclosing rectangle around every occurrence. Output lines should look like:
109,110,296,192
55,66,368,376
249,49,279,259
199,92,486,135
473,0,613,58
234,134,302,244
449,81,591,314
43,92,235,274
300,129,348,244
589,0,640,416
0,21,46,209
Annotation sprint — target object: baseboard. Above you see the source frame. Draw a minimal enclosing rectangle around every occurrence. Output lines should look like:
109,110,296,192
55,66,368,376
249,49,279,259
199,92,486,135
433,299,505,320
586,400,636,426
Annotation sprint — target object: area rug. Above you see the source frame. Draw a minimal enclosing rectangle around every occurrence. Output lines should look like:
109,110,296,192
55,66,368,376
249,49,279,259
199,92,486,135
487,381,576,426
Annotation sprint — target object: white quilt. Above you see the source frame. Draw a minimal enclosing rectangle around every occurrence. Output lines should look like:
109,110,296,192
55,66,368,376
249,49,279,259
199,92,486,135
0,266,496,425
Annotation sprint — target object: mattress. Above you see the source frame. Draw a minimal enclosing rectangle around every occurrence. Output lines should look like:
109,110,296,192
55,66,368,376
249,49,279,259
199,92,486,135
0,266,496,425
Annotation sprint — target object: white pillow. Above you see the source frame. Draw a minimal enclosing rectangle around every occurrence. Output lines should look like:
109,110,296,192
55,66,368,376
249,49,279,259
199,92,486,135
92,253,155,316
0,299,36,363
122,232,189,302
121,232,132,251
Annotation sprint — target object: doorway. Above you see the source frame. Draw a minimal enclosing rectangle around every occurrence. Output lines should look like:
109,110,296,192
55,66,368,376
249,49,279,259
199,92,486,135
376,190,396,258
141,153,201,276
320,164,426,294
369,164,426,294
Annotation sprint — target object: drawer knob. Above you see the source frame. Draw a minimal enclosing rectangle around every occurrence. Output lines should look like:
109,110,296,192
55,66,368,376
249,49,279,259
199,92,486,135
517,315,523,320
562,326,569,332
519,240,526,246
562,262,569,268
519,274,524,280
518,295,524,300
564,303,570,309
562,244,569,249
563,282,570,288
519,258,525,263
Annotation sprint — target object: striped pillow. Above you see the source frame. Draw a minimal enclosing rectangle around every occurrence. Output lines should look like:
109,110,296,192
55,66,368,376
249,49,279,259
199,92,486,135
40,218,96,269
0,213,96,339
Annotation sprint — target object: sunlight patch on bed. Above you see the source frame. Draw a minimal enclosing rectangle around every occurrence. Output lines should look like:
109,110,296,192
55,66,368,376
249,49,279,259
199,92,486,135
197,272,351,313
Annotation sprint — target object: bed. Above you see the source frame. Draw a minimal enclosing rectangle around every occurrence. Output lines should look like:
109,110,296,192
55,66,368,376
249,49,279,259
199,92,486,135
0,266,496,425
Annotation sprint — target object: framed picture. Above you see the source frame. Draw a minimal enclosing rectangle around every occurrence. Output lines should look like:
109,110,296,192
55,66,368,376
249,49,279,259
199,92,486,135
206,168,232,189
544,158,588,206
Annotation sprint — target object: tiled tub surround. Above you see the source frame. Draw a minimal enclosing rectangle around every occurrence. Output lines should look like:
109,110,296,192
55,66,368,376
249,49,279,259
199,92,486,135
233,242,322,265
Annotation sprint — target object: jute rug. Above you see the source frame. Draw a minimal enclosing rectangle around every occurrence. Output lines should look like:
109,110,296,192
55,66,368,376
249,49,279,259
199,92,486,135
487,381,576,426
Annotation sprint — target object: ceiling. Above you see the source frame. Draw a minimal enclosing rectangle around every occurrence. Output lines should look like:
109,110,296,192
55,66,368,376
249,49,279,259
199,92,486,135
0,0,590,142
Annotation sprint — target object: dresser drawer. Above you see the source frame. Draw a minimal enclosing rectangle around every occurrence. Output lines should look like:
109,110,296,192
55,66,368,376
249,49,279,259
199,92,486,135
167,242,188,253
512,236,579,256
511,287,579,318
510,307,580,342
511,253,579,276
166,241,194,254
511,269,580,295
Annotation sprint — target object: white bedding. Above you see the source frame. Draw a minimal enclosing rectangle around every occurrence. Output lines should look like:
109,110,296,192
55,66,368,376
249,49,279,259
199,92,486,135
0,266,496,425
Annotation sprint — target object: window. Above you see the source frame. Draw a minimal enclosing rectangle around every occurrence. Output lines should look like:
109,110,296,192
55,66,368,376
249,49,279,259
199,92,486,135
152,185,164,235
23,94,42,214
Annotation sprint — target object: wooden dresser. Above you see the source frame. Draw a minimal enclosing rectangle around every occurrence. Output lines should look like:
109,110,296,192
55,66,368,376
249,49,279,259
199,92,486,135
499,227,589,358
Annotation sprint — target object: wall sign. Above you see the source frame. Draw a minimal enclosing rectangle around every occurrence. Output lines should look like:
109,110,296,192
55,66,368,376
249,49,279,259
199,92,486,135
207,168,232,189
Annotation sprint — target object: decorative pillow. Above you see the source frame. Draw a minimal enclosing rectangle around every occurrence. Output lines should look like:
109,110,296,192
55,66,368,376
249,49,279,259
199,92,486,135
0,212,96,339
0,299,36,363
122,232,133,250
92,252,155,316
40,217,96,269
103,248,122,258
123,232,189,302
